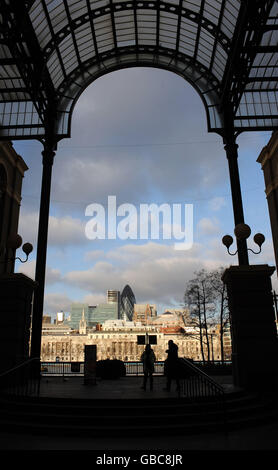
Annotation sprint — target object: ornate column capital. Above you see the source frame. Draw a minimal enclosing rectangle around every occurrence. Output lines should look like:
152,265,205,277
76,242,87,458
223,133,239,159
41,141,57,167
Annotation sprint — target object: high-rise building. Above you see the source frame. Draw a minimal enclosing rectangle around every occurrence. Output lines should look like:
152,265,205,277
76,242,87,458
56,311,64,324
107,290,120,304
68,287,136,328
69,303,89,330
120,285,136,321
89,303,119,325
107,289,120,318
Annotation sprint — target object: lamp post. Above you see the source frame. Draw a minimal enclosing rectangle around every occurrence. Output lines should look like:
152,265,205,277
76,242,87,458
222,223,265,259
0,233,33,264
0,233,34,371
221,223,277,392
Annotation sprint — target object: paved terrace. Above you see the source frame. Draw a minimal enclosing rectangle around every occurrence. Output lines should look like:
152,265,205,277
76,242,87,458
37,374,235,400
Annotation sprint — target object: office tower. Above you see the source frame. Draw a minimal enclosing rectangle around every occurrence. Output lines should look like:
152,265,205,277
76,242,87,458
56,311,64,324
107,290,120,303
89,302,119,325
69,303,89,330
120,285,136,321
107,290,120,318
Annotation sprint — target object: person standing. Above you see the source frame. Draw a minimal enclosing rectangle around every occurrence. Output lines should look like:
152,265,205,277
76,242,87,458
164,340,180,392
141,344,156,391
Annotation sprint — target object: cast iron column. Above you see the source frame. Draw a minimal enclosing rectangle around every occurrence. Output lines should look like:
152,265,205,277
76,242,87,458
224,133,249,265
30,140,56,360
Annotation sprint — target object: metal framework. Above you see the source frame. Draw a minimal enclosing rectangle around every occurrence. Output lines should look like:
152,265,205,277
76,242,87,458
0,0,277,140
0,0,277,362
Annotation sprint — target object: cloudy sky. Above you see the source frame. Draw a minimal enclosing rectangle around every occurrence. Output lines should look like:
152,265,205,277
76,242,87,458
13,67,277,318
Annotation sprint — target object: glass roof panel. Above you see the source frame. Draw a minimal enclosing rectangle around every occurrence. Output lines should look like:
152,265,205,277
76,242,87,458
115,10,136,45
67,0,88,20
48,3,68,34
220,0,240,39
182,1,202,14
203,0,221,24
137,9,157,46
179,17,197,53
166,0,180,5
160,12,178,49
89,0,109,8
0,0,277,138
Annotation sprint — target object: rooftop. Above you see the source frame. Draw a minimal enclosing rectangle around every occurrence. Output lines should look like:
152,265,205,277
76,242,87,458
0,1,277,140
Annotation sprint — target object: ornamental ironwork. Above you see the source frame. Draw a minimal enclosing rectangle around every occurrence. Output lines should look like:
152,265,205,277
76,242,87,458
0,0,277,140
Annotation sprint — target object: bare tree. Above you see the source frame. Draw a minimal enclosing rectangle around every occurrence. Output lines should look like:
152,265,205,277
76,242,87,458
184,268,230,363
184,269,216,362
184,280,206,362
207,267,230,363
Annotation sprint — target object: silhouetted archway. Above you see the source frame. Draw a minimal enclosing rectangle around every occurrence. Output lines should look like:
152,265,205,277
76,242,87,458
0,1,277,368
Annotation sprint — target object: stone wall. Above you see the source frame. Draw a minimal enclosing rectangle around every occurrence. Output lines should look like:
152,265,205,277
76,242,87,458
41,330,225,362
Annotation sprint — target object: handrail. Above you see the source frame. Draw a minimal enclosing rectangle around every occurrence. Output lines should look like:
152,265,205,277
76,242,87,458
0,357,41,397
178,357,225,400
178,358,227,433
0,358,39,378
180,357,225,393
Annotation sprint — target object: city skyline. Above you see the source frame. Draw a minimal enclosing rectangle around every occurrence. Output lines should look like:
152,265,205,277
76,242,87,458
13,67,277,317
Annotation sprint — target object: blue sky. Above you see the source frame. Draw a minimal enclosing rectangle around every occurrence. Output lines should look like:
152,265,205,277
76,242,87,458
13,67,276,318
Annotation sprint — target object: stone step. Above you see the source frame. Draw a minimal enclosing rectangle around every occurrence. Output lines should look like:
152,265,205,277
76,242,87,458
1,405,277,438
0,391,256,420
0,417,230,437
0,390,275,438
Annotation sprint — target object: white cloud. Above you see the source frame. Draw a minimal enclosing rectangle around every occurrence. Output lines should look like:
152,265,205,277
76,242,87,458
83,293,106,306
40,68,227,214
17,259,62,285
48,215,86,246
84,250,106,261
41,235,278,314
208,197,226,212
62,241,231,305
197,217,221,236
64,261,123,293
43,292,108,316
43,293,73,315
17,212,38,245
17,211,87,247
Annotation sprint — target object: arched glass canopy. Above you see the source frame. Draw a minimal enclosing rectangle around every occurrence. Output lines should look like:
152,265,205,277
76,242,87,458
1,0,277,361
0,0,277,140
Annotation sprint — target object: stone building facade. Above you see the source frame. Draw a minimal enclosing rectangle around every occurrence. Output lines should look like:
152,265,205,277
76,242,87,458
0,142,36,371
257,130,278,274
0,141,28,273
41,323,227,363
133,304,157,325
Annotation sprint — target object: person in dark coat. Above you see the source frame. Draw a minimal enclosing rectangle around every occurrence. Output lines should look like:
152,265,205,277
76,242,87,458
141,344,156,391
164,340,180,392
